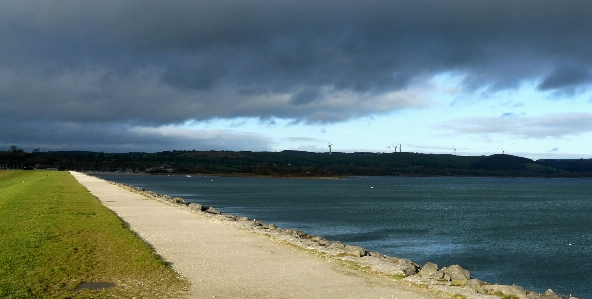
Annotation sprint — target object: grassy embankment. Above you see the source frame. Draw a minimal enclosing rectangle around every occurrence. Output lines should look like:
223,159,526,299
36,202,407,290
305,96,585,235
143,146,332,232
0,170,189,298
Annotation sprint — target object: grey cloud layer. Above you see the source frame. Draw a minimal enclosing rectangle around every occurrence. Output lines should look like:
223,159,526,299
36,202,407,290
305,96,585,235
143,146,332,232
2,1,592,151
0,118,271,152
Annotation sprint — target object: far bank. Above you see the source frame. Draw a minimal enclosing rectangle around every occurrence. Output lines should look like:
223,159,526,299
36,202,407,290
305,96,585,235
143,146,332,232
3,149,592,177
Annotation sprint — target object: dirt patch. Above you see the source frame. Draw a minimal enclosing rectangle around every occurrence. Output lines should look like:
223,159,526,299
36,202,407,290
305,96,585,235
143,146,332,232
75,282,116,291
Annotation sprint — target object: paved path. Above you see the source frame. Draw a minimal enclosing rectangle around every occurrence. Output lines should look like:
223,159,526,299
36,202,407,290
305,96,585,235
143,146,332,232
71,172,442,299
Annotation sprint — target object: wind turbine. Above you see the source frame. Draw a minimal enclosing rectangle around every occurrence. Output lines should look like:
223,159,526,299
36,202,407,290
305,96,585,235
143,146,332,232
399,143,402,153
502,148,506,155
387,145,391,153
453,146,457,156
328,142,333,155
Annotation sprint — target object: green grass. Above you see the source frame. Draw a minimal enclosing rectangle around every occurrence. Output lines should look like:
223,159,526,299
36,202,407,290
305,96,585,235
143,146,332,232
0,171,189,298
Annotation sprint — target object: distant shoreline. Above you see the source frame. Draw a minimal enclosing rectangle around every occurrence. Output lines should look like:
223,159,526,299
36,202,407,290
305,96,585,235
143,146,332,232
86,170,351,180
4,150,592,178
84,170,592,181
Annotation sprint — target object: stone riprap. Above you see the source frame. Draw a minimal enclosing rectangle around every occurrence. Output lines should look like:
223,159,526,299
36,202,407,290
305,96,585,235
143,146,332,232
113,181,578,299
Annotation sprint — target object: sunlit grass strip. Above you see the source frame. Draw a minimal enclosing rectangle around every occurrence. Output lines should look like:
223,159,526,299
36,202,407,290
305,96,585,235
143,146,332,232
0,171,189,298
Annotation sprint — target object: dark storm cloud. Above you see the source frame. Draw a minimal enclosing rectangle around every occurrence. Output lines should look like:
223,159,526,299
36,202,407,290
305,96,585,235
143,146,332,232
289,88,324,106
537,65,592,95
0,118,271,153
1,0,592,150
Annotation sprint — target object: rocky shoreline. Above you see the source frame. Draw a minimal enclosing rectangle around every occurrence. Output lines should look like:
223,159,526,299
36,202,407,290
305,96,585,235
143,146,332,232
108,180,579,299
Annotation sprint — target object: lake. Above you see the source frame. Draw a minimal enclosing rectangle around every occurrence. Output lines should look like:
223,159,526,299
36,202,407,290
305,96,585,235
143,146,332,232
93,174,592,298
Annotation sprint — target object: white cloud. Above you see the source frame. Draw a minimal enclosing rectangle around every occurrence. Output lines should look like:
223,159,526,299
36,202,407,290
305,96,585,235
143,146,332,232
441,113,592,138
285,137,324,142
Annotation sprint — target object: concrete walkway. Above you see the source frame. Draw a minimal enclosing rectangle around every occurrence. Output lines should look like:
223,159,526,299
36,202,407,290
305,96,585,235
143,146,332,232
70,172,442,299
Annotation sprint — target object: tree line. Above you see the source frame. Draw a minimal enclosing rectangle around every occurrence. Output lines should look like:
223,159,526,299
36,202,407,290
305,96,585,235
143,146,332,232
1,146,591,177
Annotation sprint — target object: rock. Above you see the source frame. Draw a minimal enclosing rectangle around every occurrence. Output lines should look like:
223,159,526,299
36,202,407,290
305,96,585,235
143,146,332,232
466,278,483,290
389,265,413,276
357,255,417,277
288,229,307,238
173,197,187,205
205,207,221,214
311,236,328,246
541,289,563,299
395,259,420,276
480,284,527,299
344,245,368,257
443,264,471,281
188,203,204,211
328,242,345,250
419,262,439,277
433,270,449,281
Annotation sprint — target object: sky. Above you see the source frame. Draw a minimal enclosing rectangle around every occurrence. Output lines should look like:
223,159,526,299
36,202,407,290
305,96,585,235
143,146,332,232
1,0,592,160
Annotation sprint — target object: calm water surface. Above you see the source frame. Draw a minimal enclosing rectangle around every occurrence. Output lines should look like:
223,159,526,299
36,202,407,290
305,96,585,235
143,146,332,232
94,174,592,298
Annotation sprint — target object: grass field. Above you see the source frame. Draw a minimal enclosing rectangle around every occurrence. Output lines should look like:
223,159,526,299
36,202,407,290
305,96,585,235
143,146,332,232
0,170,189,298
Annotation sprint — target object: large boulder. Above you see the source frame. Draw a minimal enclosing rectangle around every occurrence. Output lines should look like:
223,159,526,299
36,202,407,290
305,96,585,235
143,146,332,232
360,255,419,277
419,262,439,277
205,207,221,214
395,258,419,276
344,245,368,257
188,203,203,211
443,264,471,282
